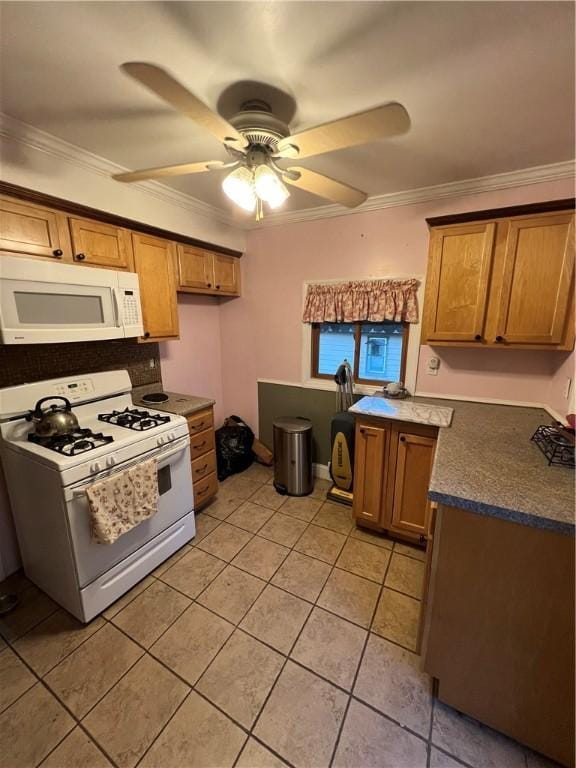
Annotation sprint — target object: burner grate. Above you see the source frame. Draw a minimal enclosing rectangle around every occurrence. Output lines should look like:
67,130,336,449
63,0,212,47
98,407,170,431
531,424,575,468
29,429,114,456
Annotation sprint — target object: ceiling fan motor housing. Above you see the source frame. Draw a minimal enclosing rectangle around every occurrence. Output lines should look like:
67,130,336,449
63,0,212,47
229,100,290,152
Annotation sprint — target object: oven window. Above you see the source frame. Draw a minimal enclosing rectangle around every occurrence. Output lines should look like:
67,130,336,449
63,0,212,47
157,465,172,496
14,292,105,324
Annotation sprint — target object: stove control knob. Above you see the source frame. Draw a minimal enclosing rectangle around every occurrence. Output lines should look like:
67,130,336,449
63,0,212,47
106,457,116,468
157,436,165,446
91,462,102,473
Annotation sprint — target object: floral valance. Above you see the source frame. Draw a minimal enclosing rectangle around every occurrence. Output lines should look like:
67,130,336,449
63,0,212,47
302,279,419,324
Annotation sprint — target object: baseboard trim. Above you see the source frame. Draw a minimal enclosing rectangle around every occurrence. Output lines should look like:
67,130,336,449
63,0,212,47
313,463,331,480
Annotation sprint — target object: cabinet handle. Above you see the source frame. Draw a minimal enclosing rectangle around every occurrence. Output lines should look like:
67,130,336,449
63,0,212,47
495,335,504,343
143,331,150,339
399,436,406,442
196,464,209,474
75,253,86,261
474,334,482,341
197,485,209,496
207,283,212,288
52,249,63,258
359,428,366,434
216,285,221,290
195,441,207,449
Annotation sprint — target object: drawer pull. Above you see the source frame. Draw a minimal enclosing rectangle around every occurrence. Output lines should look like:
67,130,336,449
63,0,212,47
75,253,86,261
195,464,209,474
197,486,209,496
52,249,63,258
194,441,207,450
196,422,205,429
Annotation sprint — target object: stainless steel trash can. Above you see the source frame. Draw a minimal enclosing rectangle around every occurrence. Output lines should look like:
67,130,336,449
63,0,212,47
273,417,313,496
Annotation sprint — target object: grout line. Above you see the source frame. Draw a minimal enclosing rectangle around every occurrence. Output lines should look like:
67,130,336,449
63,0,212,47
132,689,194,768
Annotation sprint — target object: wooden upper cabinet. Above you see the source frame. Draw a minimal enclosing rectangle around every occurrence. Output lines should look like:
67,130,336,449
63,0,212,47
213,253,240,295
68,218,133,270
352,420,388,526
423,222,495,343
177,246,241,297
0,197,71,261
491,214,575,346
389,431,436,539
131,233,179,341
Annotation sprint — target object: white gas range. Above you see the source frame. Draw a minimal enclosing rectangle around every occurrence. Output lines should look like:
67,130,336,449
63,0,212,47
0,370,195,622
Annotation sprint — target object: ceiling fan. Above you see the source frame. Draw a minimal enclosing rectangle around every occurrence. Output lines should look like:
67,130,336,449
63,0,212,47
112,63,410,219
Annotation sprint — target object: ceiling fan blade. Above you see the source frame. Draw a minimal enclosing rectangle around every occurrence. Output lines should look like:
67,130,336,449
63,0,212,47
284,167,367,208
121,63,248,149
276,103,409,159
113,160,225,183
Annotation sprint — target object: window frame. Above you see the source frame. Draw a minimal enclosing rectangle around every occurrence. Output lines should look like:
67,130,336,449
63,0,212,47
311,321,410,386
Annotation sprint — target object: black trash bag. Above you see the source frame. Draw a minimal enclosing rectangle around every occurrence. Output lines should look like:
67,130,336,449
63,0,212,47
215,415,255,481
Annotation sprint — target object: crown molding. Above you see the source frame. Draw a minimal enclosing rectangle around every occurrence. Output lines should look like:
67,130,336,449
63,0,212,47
248,159,576,229
0,112,237,228
1,113,573,231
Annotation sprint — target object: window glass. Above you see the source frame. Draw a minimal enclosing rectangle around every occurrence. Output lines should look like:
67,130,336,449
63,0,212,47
358,323,404,382
317,323,355,375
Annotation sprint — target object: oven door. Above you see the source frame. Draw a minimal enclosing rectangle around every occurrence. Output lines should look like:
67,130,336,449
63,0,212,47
64,437,193,587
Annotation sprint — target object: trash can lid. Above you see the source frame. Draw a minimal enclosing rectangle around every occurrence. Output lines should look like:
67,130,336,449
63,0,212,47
273,417,312,433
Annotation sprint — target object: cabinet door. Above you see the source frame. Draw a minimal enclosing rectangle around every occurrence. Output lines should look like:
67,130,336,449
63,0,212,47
213,253,240,295
423,222,496,342
0,198,71,260
131,233,179,341
177,245,214,291
492,214,574,345
390,432,436,538
69,218,133,270
352,421,388,525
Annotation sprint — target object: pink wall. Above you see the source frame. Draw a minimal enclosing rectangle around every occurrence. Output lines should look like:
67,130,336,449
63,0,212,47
159,295,225,425
219,178,574,433
547,350,575,418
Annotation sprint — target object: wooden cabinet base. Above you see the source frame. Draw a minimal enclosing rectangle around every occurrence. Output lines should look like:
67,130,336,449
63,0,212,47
187,407,218,509
421,505,575,767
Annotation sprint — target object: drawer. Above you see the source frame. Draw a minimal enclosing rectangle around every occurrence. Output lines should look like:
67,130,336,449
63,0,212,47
190,428,215,459
194,471,218,508
191,450,216,483
187,408,214,436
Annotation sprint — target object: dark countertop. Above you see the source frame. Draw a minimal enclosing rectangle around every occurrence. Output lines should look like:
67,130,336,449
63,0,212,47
352,395,575,535
132,383,215,417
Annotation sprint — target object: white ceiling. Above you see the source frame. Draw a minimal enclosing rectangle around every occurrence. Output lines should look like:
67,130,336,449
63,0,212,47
1,1,574,221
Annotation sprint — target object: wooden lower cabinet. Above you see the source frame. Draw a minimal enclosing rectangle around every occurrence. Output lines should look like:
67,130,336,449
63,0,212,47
131,233,179,341
352,416,438,543
187,407,218,509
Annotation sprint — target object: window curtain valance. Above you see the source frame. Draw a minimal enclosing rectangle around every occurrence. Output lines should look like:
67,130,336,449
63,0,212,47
302,279,419,324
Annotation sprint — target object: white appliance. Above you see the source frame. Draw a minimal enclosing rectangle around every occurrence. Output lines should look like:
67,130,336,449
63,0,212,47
0,370,195,621
0,254,143,344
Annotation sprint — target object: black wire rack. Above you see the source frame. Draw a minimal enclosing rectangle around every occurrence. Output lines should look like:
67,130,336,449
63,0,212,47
531,424,575,468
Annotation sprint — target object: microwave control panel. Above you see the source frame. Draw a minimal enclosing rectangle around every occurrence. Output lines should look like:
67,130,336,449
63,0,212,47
122,290,140,326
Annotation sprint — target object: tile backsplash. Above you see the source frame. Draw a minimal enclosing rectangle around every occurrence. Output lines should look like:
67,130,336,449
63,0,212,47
0,340,162,390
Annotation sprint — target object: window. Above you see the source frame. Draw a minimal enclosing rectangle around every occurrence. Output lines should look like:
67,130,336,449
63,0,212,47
311,321,409,385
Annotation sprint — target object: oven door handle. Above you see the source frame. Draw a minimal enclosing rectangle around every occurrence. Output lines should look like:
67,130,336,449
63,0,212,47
112,288,122,328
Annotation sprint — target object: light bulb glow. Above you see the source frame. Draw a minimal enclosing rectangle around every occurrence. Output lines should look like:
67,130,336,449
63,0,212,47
254,165,290,209
222,166,256,212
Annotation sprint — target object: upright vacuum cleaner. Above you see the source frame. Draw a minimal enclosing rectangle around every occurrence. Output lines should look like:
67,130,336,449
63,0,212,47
327,360,356,506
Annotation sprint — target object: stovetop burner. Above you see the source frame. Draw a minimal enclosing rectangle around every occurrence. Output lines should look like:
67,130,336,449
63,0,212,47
29,429,114,456
142,392,169,403
98,407,171,431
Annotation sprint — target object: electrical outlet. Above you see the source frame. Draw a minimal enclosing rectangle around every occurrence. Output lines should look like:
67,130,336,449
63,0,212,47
563,377,572,400
149,359,156,369
427,356,440,376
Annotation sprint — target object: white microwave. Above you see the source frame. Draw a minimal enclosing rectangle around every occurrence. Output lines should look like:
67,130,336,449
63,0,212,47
0,254,144,344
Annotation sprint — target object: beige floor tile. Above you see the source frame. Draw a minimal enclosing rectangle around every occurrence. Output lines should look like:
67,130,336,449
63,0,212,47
45,624,143,718
0,684,74,768
429,747,465,768
385,553,425,599
240,585,312,654
197,630,284,728
280,496,323,522
309,477,332,500
294,524,347,564
313,502,354,535
202,492,244,520
432,700,527,768
226,501,274,533
291,607,366,690
271,550,332,603
394,540,427,562
159,547,226,598
355,633,432,736
371,588,420,651
102,576,155,618
196,521,253,561
0,586,58,642
111,580,190,648
237,738,288,767
42,727,113,768
150,603,233,685
318,569,380,628
258,512,309,548
350,526,393,550
152,545,189,577
14,609,104,677
336,538,391,583
197,565,266,624
83,655,188,768
140,690,246,768
242,463,274,483
249,484,287,511
232,536,290,581
190,512,221,544
254,661,348,767
333,698,428,768
0,647,36,713
220,474,263,499
0,635,6,653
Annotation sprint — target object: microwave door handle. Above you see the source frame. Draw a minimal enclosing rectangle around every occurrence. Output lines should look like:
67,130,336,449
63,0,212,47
112,288,122,328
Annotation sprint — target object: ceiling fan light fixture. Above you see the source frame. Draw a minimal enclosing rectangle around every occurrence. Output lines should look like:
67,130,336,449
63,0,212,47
222,166,256,212
254,165,290,209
